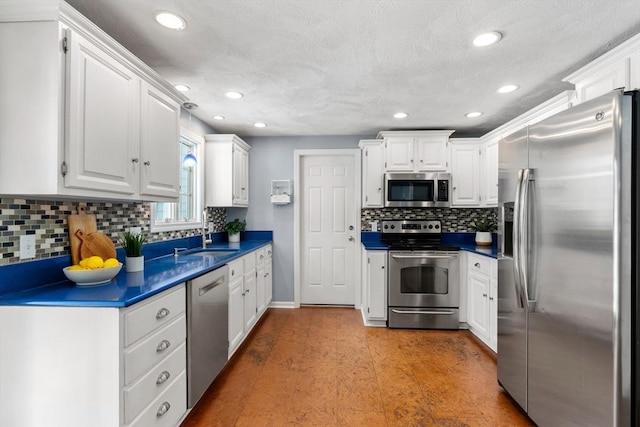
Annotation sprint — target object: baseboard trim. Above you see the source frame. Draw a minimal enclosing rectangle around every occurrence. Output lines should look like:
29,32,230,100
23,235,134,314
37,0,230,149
268,301,296,309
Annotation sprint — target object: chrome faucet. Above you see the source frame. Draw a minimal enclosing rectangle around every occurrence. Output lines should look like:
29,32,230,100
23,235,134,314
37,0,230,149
174,247,188,257
202,209,212,248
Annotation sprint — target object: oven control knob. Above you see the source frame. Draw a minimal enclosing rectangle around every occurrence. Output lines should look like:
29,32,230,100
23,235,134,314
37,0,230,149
428,224,433,229
435,224,440,229
384,225,389,229
390,225,395,229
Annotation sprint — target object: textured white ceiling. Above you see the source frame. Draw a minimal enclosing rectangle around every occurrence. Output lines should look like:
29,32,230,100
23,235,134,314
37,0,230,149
65,0,640,137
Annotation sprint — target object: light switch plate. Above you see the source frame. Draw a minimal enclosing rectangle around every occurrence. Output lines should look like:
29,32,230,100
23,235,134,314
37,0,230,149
20,235,36,259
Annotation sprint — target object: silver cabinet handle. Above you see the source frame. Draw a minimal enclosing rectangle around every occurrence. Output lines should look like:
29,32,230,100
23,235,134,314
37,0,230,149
131,158,139,163
156,308,170,319
231,269,235,276
156,402,170,417
260,254,264,259
156,340,171,352
474,262,481,268
144,161,151,166
348,236,354,241
156,371,171,385
482,293,487,298
489,296,494,301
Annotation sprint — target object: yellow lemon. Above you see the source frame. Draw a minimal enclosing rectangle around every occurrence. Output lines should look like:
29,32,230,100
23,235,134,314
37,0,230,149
103,258,120,268
79,259,89,268
68,265,84,271
85,256,104,270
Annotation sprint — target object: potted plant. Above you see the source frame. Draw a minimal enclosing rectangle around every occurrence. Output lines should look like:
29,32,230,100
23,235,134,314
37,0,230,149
118,231,147,272
471,218,497,246
225,219,246,243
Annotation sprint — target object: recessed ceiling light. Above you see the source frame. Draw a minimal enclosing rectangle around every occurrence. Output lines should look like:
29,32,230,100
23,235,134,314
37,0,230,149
472,31,502,47
213,115,225,120
154,11,187,30
465,111,483,118
393,112,409,119
497,84,519,93
254,122,267,128
174,84,190,92
225,91,244,99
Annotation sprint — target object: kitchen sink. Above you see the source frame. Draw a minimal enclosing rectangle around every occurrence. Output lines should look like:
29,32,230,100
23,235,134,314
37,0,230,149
186,250,238,257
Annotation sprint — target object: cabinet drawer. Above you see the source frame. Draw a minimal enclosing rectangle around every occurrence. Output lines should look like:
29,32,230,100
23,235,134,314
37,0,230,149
124,342,186,424
128,369,186,427
468,253,490,276
227,258,243,281
255,247,267,265
124,285,185,347
124,314,186,385
243,252,256,271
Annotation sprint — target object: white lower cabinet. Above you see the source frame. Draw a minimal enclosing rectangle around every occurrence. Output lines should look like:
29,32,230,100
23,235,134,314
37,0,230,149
0,284,187,427
465,252,497,351
361,248,387,326
227,245,273,359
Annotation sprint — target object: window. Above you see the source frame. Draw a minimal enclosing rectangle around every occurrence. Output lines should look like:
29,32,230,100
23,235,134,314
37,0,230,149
150,128,204,232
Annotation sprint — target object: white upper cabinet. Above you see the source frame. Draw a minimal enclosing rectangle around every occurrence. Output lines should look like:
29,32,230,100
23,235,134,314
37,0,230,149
359,139,384,208
450,139,481,207
563,33,639,105
482,138,499,206
204,134,250,207
378,130,454,172
0,1,186,201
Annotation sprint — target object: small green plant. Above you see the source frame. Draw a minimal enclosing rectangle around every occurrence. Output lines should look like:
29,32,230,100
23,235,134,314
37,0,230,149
470,218,497,232
118,232,147,257
225,219,246,235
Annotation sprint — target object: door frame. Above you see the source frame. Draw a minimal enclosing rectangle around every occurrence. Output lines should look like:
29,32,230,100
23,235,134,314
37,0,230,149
293,149,362,308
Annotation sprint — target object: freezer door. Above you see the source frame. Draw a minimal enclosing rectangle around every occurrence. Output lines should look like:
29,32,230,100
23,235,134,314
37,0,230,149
497,128,529,410
526,91,622,426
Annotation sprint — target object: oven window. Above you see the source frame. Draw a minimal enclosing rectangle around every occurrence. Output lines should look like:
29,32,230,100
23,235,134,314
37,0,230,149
387,180,434,202
400,265,449,294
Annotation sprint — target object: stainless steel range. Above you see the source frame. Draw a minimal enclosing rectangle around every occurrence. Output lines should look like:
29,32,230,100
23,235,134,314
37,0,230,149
382,219,460,329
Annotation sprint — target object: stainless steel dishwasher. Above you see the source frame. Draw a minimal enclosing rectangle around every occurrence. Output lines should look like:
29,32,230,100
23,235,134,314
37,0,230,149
186,265,229,408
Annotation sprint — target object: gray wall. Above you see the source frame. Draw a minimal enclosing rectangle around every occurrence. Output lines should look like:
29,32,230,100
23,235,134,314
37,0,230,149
229,135,373,303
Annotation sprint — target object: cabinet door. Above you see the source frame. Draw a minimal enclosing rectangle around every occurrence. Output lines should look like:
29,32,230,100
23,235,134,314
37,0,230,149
467,271,490,340
256,264,266,315
416,137,449,171
243,271,257,332
139,81,180,199
228,276,245,357
385,137,414,171
265,261,273,306
65,29,139,195
233,145,249,206
450,144,480,206
366,251,387,320
361,142,384,207
483,139,499,206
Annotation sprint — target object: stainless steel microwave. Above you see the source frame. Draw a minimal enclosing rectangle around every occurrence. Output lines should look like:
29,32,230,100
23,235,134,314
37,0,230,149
384,172,451,208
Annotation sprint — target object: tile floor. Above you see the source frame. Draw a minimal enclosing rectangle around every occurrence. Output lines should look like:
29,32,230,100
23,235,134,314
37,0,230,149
181,307,534,426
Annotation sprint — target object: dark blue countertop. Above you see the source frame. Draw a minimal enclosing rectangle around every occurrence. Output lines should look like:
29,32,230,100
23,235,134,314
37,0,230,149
360,231,498,258
0,232,272,308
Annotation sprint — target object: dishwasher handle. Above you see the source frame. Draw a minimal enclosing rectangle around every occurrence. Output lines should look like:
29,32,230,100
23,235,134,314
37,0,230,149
199,277,225,296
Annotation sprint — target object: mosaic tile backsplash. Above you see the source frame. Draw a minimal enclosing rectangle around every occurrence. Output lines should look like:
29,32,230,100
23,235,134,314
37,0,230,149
0,197,226,265
361,207,498,232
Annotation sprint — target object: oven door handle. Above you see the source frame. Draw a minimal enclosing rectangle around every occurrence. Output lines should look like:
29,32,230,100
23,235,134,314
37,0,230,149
390,254,456,260
391,309,456,315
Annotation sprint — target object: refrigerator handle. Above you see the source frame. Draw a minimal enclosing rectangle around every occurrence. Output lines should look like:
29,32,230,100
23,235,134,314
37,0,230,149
520,168,536,312
512,169,526,309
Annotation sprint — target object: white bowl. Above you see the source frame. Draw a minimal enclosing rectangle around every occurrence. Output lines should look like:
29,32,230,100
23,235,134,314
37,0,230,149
63,263,122,286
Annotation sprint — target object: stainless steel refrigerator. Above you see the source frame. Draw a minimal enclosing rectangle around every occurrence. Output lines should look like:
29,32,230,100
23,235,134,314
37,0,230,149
497,90,638,427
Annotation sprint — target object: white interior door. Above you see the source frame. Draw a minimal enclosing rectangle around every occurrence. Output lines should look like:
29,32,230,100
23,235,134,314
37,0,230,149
300,154,357,305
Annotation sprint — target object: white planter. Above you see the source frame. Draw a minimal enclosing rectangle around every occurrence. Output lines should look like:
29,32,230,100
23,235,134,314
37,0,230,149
228,233,240,243
475,232,492,246
125,255,144,272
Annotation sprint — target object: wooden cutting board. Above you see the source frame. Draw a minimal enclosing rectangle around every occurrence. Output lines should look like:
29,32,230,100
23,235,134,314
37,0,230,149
68,205,116,265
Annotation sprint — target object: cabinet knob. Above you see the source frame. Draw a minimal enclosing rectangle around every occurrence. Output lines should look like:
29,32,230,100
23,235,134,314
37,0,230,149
482,293,488,298
156,307,170,319
144,161,151,166
156,370,171,385
474,262,481,268
453,186,457,190
131,158,139,163
489,296,494,301
231,269,235,276
378,187,382,192
156,402,171,417
156,339,171,352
